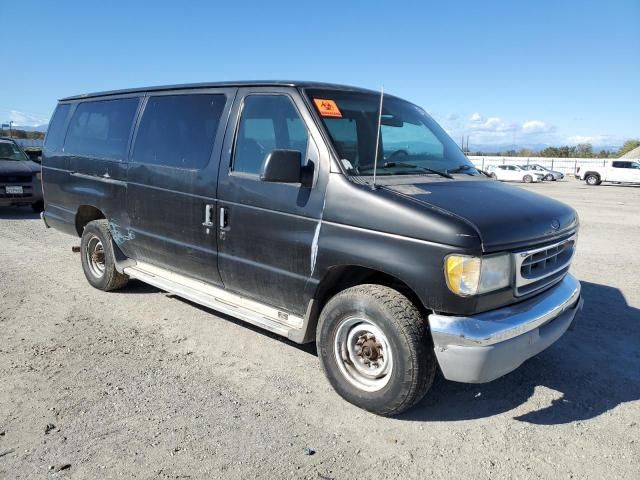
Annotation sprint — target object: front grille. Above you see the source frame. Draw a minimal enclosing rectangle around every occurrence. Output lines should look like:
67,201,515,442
0,174,32,183
513,235,576,296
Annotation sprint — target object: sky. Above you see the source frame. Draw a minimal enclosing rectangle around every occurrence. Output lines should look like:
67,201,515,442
2,0,638,149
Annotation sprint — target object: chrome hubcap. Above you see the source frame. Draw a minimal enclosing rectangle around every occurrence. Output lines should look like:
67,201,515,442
334,317,393,392
85,235,105,278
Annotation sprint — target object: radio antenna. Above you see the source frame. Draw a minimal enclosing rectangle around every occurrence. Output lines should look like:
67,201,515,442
371,85,384,189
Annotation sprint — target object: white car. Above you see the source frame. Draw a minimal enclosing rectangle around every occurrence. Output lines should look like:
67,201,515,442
577,160,640,186
487,164,544,183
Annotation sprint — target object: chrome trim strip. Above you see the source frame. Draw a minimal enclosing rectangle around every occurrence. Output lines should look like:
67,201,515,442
123,261,305,336
429,273,581,347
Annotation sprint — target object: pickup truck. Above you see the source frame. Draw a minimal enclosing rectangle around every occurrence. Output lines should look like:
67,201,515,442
577,160,640,185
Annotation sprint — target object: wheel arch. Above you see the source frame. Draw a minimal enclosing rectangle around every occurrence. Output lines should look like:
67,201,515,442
293,265,429,344
75,205,106,236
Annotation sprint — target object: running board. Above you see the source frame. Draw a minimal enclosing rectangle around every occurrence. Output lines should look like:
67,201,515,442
123,262,304,337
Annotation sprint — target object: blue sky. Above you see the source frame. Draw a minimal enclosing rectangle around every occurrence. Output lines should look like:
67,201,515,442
2,0,638,148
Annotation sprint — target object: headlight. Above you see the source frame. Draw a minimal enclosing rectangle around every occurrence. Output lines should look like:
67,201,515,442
445,253,511,296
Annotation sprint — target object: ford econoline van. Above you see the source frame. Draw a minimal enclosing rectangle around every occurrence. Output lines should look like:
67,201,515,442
41,81,582,415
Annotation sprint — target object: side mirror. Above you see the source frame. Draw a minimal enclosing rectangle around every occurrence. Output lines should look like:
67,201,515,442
260,149,303,184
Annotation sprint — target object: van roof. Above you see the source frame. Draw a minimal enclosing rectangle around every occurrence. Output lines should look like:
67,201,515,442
59,81,381,101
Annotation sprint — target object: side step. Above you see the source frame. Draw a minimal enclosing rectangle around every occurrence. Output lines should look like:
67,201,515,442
123,262,304,338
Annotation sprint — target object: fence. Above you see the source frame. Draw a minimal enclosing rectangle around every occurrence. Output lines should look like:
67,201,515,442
467,156,610,175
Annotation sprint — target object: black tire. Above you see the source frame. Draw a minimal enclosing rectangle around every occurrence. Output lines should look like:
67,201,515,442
80,219,129,291
523,174,533,183
545,174,554,181
316,284,436,416
585,174,600,186
31,200,44,212
490,173,497,179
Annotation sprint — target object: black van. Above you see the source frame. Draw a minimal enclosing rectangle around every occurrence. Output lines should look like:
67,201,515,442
41,81,582,415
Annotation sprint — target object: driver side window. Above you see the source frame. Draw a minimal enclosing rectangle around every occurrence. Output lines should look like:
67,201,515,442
233,95,308,175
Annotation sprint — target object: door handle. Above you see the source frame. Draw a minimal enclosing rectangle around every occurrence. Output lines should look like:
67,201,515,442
219,207,229,230
202,204,214,227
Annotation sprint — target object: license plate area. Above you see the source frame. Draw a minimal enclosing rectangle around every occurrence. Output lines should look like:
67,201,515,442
5,186,24,194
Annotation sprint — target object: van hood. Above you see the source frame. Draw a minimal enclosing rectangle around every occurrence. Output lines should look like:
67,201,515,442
0,159,40,175
384,179,577,251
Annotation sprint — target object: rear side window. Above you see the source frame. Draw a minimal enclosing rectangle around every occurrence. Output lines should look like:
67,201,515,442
65,98,139,160
131,94,226,169
233,95,309,175
612,161,629,168
44,104,71,152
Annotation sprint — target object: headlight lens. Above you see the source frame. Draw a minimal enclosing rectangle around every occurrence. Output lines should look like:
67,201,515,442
445,253,511,296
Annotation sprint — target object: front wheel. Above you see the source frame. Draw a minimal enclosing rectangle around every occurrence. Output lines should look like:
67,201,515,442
523,174,533,183
316,284,436,416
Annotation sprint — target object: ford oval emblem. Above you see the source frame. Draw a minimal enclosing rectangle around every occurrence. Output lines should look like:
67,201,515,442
550,219,561,231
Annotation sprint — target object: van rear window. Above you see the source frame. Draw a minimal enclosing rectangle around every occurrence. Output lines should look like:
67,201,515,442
131,94,226,169
64,98,140,160
44,104,71,152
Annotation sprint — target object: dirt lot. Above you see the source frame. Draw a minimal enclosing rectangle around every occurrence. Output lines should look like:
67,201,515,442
1,179,639,479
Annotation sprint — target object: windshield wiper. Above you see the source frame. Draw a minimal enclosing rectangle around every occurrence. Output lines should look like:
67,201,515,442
383,161,453,179
446,163,492,177
446,164,476,174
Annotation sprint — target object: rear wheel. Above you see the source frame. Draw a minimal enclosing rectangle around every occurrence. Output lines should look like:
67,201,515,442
316,284,436,416
490,173,497,179
80,219,129,291
585,174,600,186
31,200,44,212
523,174,533,183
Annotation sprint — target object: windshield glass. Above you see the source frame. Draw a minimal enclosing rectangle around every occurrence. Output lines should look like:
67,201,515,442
0,141,29,161
306,89,478,178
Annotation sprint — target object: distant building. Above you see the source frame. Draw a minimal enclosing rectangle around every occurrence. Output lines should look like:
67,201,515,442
13,138,44,149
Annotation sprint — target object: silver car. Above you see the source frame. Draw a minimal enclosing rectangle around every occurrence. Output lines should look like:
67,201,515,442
521,163,564,181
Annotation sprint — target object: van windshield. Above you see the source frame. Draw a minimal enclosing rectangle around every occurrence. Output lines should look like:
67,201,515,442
0,141,29,161
305,89,478,178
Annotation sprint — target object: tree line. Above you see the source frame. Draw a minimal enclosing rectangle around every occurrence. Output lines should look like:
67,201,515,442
470,139,640,158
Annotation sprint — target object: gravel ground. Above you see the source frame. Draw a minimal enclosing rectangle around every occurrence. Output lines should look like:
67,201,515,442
1,179,639,479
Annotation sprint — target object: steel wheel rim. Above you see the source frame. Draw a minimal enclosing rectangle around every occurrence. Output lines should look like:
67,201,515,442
334,317,393,392
587,176,596,184
85,235,106,278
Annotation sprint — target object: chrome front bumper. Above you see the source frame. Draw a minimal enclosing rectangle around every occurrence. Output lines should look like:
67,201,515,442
428,274,583,383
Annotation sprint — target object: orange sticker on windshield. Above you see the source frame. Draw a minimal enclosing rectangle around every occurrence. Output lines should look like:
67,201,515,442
313,98,342,118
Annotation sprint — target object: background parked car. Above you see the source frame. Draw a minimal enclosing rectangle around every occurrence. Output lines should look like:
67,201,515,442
521,163,564,181
487,164,544,183
577,160,640,185
0,137,43,211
